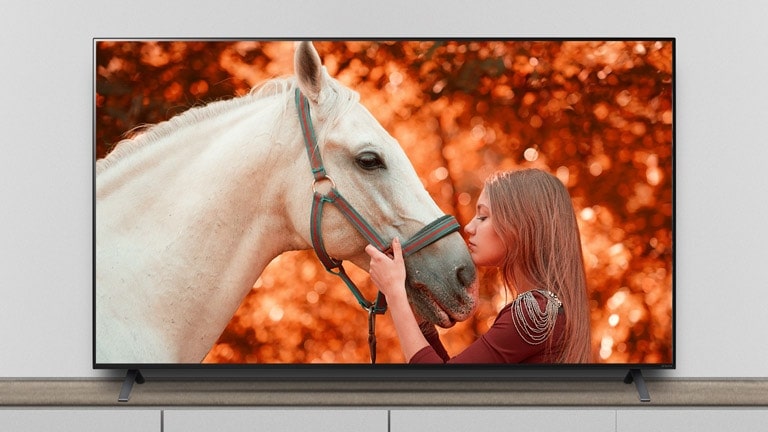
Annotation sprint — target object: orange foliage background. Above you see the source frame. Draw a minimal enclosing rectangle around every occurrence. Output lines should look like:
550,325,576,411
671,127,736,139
95,40,673,364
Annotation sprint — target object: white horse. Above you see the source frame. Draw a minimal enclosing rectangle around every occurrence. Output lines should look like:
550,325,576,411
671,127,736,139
95,41,476,364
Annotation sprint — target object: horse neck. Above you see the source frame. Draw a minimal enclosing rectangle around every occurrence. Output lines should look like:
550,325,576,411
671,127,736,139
96,94,310,360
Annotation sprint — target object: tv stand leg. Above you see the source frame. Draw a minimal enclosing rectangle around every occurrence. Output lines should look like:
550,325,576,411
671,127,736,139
118,369,145,402
624,368,651,402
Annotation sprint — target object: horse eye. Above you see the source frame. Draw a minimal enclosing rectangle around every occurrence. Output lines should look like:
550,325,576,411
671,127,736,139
355,152,386,170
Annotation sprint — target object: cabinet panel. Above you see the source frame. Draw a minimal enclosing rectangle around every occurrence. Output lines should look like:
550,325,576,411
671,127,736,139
0,409,160,432
164,409,387,432
618,409,768,432
391,409,615,432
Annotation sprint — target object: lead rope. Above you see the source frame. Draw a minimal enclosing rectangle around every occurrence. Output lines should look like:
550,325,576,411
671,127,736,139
368,304,377,364
367,291,386,363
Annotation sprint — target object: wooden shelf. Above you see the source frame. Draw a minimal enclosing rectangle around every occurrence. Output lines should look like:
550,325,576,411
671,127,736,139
1,379,766,407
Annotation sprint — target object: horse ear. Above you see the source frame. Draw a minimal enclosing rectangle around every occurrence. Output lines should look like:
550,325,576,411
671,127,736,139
295,41,325,103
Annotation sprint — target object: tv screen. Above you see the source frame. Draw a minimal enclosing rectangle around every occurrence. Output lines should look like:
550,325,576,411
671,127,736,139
94,39,674,370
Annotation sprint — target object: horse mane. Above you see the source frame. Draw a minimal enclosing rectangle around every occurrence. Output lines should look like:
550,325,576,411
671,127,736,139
96,73,360,175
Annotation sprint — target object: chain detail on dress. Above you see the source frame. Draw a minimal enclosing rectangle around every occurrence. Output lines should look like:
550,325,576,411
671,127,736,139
511,289,563,345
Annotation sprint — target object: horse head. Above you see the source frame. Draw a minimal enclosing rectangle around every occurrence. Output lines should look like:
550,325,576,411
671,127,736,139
287,42,477,327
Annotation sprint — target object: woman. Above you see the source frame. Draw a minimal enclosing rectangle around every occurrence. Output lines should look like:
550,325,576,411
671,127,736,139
365,168,592,363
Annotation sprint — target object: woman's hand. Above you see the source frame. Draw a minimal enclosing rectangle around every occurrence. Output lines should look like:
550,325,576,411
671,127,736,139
365,237,407,302
366,238,431,361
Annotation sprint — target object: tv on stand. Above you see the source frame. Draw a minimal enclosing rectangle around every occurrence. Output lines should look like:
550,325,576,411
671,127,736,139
93,39,674,403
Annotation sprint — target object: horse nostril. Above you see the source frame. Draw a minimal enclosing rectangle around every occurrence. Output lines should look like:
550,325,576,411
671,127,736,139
455,264,476,288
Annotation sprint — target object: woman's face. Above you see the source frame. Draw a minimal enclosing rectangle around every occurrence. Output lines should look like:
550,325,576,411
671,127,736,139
464,188,506,267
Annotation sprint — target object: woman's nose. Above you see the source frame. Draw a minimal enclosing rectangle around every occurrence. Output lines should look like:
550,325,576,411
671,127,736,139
464,220,475,235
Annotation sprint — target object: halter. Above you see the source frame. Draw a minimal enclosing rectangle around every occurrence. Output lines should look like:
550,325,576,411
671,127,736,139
295,88,461,363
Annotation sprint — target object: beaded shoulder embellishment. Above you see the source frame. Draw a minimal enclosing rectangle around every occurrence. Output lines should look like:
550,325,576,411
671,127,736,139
511,289,562,345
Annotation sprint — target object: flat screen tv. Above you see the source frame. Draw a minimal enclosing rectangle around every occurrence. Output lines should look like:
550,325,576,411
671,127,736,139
94,39,674,382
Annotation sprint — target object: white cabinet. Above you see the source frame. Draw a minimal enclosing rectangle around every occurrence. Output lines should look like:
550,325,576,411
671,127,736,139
163,409,388,432
618,409,768,432
391,409,615,432
4,407,768,431
0,409,160,432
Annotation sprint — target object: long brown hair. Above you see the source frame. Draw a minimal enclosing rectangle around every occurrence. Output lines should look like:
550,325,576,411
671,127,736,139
485,168,592,363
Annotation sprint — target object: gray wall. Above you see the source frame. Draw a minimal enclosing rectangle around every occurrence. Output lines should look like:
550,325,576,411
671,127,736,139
1,0,766,378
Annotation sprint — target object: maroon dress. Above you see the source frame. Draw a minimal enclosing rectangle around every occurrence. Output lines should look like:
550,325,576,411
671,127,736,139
409,290,565,364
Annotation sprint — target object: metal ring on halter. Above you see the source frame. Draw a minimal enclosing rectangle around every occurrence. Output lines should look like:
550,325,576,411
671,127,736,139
312,175,336,195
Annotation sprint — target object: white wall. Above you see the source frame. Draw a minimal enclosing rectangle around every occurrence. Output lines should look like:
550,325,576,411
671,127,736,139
1,0,766,378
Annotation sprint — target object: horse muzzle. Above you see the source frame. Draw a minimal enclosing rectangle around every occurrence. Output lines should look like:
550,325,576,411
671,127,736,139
406,260,478,328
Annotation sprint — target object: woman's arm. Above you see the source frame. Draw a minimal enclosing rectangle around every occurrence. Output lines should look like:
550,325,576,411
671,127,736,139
365,238,430,362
